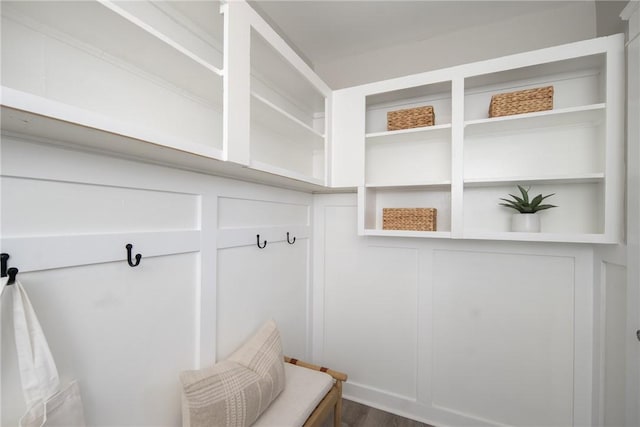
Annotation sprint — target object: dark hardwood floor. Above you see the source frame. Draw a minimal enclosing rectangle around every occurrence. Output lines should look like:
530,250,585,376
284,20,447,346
323,399,434,427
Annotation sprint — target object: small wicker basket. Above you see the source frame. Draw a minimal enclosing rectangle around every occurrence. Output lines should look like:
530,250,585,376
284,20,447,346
387,106,435,131
489,86,553,118
382,208,437,231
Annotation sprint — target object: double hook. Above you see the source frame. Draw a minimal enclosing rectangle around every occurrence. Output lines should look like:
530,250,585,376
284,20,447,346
126,244,142,267
1,253,19,286
256,232,297,249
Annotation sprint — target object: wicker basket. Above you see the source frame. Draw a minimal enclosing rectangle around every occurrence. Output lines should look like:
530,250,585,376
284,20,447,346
489,86,553,118
387,106,435,131
382,208,437,231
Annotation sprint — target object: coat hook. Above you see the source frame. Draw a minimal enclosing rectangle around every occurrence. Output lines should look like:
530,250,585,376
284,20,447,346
126,244,142,267
7,268,18,285
1,253,18,286
256,234,267,249
286,232,296,244
1,253,8,277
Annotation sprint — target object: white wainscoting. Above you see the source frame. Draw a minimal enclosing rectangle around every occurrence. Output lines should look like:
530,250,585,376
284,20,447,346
0,136,312,426
313,193,597,427
215,192,312,361
431,249,574,426
602,262,627,426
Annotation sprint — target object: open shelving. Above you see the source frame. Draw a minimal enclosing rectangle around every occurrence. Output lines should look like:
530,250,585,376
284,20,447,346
1,0,334,189
1,0,225,157
249,27,329,185
360,185,452,237
347,35,624,243
360,81,453,234
461,48,616,241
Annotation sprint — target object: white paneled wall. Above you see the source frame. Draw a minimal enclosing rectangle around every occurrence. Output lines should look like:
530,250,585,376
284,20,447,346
217,241,309,360
216,194,311,360
602,262,627,426
0,137,312,426
313,193,598,427
431,250,574,426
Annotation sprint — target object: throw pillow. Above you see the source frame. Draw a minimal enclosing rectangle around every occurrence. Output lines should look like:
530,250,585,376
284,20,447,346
180,320,285,427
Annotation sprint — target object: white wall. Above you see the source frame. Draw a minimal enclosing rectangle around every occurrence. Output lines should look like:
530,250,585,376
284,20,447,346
315,2,597,89
0,137,312,426
313,193,599,427
315,5,636,425
621,2,640,426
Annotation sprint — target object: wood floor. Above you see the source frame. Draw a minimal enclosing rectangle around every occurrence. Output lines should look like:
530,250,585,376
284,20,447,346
323,399,434,427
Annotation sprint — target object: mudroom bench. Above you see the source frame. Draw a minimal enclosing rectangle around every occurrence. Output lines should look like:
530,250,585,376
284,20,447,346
252,356,347,427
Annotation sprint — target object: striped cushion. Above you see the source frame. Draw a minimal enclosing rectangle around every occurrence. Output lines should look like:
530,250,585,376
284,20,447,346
181,320,285,427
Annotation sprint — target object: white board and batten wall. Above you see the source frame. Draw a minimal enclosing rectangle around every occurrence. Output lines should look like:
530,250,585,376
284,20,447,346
1,0,318,424
620,3,640,427
314,193,599,427
320,11,634,427
0,137,314,425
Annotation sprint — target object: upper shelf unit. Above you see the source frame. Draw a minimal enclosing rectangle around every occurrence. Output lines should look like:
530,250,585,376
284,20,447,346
248,24,330,185
1,0,225,158
332,34,625,243
364,80,452,188
0,0,334,190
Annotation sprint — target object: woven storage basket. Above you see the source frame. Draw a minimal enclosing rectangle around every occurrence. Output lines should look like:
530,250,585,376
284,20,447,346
382,208,437,231
387,106,435,131
489,86,553,118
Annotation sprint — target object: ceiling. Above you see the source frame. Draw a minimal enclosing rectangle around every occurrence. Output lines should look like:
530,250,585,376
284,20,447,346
249,0,627,68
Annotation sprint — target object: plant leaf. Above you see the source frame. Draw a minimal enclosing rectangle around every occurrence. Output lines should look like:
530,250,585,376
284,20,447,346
507,193,524,204
499,199,519,208
530,194,543,209
499,203,524,213
535,204,557,211
517,185,530,205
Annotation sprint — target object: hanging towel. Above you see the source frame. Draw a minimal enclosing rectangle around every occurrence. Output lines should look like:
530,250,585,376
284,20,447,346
2,276,86,427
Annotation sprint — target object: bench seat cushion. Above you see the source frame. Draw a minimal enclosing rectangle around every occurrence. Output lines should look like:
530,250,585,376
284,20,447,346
253,363,333,427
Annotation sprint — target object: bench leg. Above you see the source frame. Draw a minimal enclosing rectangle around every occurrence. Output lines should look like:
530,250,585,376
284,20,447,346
333,382,343,427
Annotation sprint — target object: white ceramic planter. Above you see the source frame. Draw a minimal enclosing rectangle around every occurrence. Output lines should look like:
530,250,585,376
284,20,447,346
511,213,540,232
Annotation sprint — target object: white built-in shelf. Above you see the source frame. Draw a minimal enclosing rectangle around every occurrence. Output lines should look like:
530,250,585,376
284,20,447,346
464,104,605,135
1,0,333,191
0,87,224,160
249,160,325,186
464,53,606,92
2,0,226,160
363,229,452,239
343,34,624,243
365,124,452,143
101,0,224,76
464,173,605,187
246,4,330,187
251,93,325,148
365,181,452,190
1,102,327,193
3,1,223,102
250,28,326,123
462,231,615,244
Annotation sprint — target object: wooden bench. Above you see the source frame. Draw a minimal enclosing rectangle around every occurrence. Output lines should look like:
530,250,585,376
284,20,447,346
252,356,348,427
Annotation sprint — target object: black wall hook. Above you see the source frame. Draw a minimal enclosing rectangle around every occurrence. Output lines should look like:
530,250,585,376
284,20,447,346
256,234,267,249
1,253,19,285
286,232,296,244
1,253,8,277
7,268,18,285
126,244,142,267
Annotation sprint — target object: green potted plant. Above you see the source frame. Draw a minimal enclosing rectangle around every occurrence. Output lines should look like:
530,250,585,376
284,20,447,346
499,185,557,232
